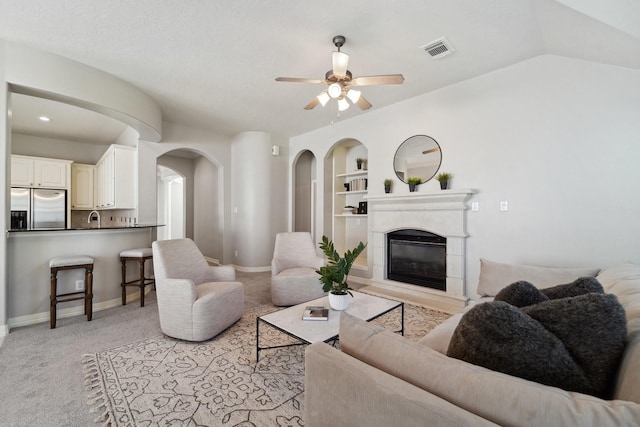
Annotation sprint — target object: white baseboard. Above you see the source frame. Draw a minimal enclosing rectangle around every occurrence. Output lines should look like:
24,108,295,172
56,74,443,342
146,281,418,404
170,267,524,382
7,288,149,330
0,324,9,337
233,265,271,273
204,256,220,266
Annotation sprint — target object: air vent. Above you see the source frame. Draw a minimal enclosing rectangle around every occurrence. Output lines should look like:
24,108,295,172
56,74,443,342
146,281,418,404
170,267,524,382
420,37,455,59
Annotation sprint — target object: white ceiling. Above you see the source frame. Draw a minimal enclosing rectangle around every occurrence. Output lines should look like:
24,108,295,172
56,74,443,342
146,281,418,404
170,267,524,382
1,0,639,140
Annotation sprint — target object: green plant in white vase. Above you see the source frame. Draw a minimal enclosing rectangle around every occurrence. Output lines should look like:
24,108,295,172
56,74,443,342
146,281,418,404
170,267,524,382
316,235,367,310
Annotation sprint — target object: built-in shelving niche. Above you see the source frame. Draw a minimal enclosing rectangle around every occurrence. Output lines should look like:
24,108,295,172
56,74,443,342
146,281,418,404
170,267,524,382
329,142,368,271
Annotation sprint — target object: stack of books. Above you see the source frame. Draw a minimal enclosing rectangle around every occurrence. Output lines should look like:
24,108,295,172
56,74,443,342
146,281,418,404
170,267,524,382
302,306,329,321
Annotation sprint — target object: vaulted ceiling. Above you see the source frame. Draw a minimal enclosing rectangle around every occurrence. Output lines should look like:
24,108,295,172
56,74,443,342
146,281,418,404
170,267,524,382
1,0,639,140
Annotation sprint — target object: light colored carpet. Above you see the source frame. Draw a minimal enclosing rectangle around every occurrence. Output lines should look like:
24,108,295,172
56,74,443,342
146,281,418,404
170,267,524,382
0,271,271,427
82,303,450,426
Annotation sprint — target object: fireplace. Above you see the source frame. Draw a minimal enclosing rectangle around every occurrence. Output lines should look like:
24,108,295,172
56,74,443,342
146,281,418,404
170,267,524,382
363,189,476,312
387,229,446,290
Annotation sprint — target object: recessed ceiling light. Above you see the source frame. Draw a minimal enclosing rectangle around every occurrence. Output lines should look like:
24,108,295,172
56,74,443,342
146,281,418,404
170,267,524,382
38,116,51,122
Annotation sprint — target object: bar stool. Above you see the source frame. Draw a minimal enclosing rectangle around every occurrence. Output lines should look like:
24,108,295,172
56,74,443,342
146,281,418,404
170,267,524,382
49,256,94,329
120,248,155,307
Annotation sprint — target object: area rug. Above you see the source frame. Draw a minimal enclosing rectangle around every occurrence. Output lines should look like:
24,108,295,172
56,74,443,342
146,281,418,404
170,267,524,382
83,303,451,426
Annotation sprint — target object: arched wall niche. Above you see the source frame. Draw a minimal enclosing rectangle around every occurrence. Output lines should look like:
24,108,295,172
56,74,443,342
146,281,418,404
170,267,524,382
323,137,369,272
292,149,317,239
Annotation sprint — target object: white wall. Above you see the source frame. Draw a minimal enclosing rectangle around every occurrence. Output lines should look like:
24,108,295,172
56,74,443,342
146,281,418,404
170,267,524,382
193,156,221,259
290,54,640,299
0,40,8,335
231,132,289,269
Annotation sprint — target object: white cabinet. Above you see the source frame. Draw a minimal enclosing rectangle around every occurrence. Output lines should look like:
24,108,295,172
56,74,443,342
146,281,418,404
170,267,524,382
71,164,95,210
95,145,136,209
11,155,71,189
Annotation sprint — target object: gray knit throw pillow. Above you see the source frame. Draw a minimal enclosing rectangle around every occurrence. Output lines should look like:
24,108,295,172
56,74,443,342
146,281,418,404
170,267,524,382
447,292,626,398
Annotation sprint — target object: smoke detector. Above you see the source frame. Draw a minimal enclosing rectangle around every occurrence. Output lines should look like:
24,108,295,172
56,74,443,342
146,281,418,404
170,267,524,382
420,37,456,59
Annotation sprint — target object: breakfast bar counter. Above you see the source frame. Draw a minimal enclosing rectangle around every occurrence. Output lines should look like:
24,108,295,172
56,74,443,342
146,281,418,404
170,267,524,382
6,225,162,329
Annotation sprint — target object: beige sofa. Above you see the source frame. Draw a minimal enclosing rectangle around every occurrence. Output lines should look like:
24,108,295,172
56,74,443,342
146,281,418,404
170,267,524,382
304,262,640,426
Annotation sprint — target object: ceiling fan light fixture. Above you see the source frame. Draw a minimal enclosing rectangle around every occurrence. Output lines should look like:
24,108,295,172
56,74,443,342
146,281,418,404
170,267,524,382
317,91,330,107
328,83,342,99
346,89,361,103
332,51,349,78
337,97,350,111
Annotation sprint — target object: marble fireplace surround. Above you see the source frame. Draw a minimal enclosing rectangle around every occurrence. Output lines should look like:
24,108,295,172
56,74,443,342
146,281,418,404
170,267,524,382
360,189,476,313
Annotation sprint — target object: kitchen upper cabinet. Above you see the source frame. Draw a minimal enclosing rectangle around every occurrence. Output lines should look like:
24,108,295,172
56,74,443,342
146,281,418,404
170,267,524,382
95,144,136,209
11,155,71,189
71,163,95,210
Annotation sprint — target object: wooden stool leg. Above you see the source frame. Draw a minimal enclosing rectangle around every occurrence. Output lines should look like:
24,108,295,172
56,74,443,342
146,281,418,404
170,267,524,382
139,258,145,307
86,265,93,321
121,258,127,305
50,268,57,329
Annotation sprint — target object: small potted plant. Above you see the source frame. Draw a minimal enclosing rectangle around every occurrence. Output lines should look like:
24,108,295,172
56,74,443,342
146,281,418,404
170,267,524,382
356,158,365,170
436,172,452,190
406,177,423,192
316,235,367,310
384,179,393,194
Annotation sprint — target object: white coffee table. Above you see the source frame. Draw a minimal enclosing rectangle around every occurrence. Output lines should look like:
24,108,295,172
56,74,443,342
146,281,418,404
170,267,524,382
256,291,403,361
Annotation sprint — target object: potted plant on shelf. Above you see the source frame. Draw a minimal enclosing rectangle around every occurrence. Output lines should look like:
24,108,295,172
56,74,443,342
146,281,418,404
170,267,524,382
406,177,423,192
356,158,365,170
384,179,393,194
316,235,367,310
436,172,452,190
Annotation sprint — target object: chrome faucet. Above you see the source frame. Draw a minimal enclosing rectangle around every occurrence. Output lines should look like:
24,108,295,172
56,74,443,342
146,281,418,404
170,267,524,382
87,210,101,228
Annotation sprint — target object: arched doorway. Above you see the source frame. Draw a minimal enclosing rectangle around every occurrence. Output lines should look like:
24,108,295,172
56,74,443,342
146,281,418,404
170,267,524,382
156,165,185,241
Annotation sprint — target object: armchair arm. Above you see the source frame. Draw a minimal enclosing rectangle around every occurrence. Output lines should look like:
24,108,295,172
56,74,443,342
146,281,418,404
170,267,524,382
155,277,197,309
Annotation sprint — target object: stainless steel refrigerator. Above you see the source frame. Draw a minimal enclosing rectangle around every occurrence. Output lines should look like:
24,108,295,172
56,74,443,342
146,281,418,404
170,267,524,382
10,188,67,230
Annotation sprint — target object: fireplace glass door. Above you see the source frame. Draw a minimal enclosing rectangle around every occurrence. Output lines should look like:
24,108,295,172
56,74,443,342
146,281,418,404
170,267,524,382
386,229,446,291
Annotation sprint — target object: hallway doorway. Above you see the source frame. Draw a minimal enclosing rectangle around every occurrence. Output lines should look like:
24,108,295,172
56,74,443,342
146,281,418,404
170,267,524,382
157,165,185,241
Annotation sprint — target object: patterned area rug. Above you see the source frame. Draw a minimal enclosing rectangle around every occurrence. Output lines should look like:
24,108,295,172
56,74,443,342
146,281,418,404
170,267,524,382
83,303,450,426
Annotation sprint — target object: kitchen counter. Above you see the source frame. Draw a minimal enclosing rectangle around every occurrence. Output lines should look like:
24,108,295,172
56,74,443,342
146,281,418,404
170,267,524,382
6,225,160,328
7,224,164,233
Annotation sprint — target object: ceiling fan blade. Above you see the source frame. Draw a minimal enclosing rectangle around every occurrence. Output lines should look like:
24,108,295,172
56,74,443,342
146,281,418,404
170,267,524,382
355,95,372,110
275,77,324,84
422,147,441,154
351,74,405,86
304,97,320,110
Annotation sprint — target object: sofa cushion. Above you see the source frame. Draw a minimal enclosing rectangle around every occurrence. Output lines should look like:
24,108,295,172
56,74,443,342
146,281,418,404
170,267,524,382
339,312,640,426
477,258,600,297
447,293,627,398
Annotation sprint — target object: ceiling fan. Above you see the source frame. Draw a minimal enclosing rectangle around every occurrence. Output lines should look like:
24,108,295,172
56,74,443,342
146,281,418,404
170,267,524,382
275,35,404,111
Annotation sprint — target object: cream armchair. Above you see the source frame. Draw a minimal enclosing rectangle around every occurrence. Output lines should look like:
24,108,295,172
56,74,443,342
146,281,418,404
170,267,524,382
152,238,244,341
271,232,326,306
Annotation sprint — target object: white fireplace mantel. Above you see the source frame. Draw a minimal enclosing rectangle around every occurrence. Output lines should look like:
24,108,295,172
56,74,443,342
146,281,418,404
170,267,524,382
361,189,476,313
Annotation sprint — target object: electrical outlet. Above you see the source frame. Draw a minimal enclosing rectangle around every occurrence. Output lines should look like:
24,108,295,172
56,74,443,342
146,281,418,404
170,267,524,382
75,280,85,291
471,202,479,211
234,250,238,257
500,201,509,211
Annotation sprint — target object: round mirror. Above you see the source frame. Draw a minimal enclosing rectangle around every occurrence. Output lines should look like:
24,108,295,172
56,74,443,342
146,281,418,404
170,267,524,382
393,135,442,183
